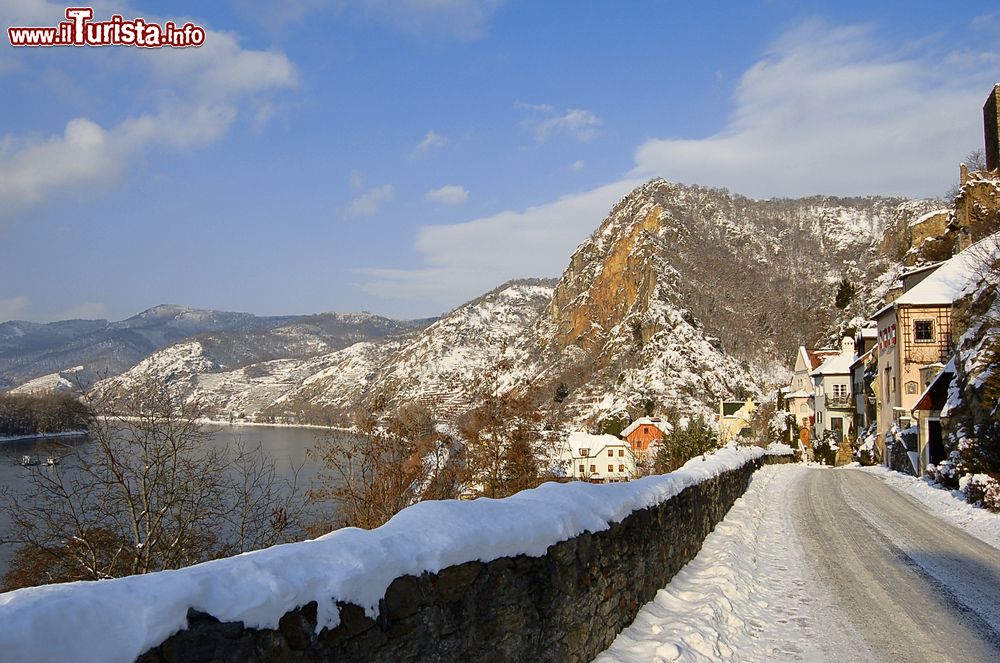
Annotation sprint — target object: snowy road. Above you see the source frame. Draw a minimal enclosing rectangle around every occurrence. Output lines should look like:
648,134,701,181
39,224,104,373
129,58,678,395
596,465,1000,662
793,468,1000,662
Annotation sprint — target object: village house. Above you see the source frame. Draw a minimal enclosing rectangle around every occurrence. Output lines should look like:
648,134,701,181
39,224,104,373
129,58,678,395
561,432,637,483
716,398,756,442
910,357,955,473
620,416,670,458
785,346,839,434
810,337,856,444
868,242,996,472
849,327,879,433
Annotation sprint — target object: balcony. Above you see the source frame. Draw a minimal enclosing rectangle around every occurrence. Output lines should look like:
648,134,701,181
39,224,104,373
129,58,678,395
826,395,853,409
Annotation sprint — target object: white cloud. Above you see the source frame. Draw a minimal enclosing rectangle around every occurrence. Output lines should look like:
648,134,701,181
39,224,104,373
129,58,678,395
361,20,1000,312
570,160,585,173
0,19,297,219
411,130,449,158
424,184,469,205
0,295,29,322
632,22,996,198
348,184,395,217
360,179,640,305
519,103,601,143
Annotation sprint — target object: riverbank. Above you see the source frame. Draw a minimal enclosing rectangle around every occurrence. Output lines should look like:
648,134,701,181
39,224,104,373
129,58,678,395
193,418,353,433
0,430,88,444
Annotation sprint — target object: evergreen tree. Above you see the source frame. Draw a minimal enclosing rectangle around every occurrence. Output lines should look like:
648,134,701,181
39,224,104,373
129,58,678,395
835,277,856,309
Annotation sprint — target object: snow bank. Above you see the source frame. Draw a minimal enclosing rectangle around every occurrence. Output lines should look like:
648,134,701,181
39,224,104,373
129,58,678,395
856,465,1000,549
0,445,766,663
764,442,794,456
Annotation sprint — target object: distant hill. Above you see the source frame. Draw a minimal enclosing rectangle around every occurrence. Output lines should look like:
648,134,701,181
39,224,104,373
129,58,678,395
0,305,433,392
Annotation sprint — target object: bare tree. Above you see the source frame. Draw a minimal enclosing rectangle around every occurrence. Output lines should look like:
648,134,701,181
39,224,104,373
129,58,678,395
0,374,302,591
307,401,446,531
458,360,550,498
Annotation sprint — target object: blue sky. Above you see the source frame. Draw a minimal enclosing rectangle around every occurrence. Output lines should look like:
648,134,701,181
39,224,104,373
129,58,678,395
1,1,998,323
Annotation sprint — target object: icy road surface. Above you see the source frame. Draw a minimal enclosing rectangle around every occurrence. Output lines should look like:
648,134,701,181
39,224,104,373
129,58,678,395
596,465,1000,662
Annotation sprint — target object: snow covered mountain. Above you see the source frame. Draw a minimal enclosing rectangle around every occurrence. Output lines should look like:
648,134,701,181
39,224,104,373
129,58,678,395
101,281,555,424
97,179,944,428
0,306,430,392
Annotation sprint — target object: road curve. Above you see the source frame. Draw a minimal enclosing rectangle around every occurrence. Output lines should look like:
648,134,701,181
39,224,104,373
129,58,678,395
791,468,1000,662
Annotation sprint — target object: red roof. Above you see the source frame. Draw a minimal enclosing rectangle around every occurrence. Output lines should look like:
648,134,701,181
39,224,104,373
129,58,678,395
805,348,839,371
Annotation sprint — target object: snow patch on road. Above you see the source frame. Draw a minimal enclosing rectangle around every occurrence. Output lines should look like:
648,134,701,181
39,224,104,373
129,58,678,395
853,465,1000,549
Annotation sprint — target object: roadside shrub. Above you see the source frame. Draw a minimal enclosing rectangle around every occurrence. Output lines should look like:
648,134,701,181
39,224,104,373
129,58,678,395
927,450,961,489
811,430,838,466
959,473,1000,512
854,430,877,466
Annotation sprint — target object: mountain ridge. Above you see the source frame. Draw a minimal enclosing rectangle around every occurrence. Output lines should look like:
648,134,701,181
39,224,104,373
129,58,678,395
89,179,945,428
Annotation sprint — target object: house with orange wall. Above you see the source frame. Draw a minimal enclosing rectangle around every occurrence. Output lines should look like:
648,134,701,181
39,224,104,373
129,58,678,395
620,417,671,454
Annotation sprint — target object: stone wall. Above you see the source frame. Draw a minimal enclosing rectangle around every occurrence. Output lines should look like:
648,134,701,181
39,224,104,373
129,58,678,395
138,455,788,663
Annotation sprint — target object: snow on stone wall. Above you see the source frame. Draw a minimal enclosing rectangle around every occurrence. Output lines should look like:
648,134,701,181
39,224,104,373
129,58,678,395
0,446,773,663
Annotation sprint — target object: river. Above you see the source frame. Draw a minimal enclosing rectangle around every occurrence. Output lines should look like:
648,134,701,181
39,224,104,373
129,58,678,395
0,424,345,582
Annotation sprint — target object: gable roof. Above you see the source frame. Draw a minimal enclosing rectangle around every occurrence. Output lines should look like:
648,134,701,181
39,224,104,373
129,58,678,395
811,352,854,376
800,346,839,371
620,417,671,438
912,357,956,412
873,233,999,319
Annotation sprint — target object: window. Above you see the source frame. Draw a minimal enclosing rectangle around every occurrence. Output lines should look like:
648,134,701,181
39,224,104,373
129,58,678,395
618,464,625,472
607,449,614,457
799,404,808,413
618,449,624,457
817,411,824,424
590,464,596,473
833,384,847,398
914,319,934,343
578,464,585,473
608,464,614,473
579,448,589,457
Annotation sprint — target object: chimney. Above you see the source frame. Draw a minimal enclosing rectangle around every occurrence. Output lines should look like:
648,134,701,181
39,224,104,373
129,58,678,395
841,336,855,357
